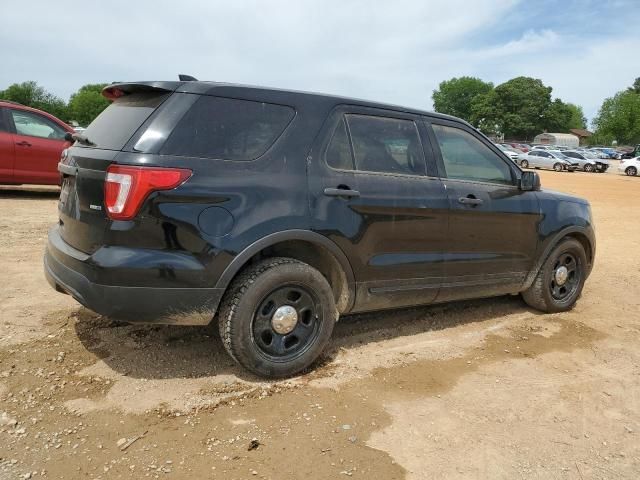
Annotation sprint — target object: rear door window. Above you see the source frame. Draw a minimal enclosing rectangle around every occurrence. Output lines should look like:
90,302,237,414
160,96,294,161
82,92,169,150
345,114,424,175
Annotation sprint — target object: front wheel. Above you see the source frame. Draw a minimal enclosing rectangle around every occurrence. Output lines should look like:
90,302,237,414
584,164,594,173
626,166,638,176
522,238,587,313
218,257,337,378
553,163,563,172
520,159,529,168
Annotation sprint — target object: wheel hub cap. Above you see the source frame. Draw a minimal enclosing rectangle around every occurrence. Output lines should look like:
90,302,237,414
554,266,569,286
271,305,298,334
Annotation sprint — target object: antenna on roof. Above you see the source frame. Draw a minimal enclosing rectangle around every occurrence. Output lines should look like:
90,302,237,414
179,74,198,81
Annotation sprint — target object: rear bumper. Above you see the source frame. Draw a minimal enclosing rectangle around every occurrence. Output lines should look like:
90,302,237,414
44,227,223,324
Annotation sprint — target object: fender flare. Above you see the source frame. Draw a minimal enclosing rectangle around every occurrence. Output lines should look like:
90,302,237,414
523,225,595,290
215,230,356,311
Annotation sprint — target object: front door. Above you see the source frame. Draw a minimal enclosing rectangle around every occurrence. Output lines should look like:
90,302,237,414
9,108,69,185
309,107,449,312
426,120,541,303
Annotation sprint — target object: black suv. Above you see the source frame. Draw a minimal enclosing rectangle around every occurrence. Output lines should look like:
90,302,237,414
45,79,595,378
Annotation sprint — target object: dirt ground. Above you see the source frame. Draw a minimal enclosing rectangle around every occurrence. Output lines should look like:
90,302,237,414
1,167,639,480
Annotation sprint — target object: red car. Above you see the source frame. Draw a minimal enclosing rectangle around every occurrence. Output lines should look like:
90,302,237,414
0,100,74,185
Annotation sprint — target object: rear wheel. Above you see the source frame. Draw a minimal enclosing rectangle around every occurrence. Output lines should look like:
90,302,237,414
218,257,337,378
522,238,587,313
553,163,563,172
520,159,529,168
584,163,594,172
626,166,637,176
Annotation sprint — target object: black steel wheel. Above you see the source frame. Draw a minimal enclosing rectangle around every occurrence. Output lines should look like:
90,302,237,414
218,257,337,378
549,252,581,302
252,285,321,361
522,238,587,313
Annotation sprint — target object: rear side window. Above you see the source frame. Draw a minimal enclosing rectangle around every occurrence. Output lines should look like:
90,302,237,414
160,96,294,161
82,92,168,150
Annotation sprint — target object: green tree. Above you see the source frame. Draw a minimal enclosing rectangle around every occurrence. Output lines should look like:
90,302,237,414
565,103,587,130
627,77,640,94
68,83,110,126
471,76,552,139
592,90,640,145
0,81,68,120
432,76,493,124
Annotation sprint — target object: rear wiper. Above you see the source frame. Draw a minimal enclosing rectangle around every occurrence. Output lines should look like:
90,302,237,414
66,132,96,146
73,133,96,146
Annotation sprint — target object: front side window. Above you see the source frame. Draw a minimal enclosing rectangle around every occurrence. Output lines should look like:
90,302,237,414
11,110,66,140
345,114,424,175
161,96,294,161
431,124,513,185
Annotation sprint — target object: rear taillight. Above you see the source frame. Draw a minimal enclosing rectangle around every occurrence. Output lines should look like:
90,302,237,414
104,165,191,220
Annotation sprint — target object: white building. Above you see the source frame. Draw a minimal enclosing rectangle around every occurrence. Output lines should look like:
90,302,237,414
533,132,579,148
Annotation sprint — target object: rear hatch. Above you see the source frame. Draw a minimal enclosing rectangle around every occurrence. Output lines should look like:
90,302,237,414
58,87,171,253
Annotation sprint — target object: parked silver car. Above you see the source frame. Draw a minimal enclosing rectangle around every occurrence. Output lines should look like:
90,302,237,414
495,143,520,161
563,150,610,173
517,149,579,172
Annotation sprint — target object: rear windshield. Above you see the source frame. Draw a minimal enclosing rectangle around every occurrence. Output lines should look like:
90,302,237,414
81,92,169,150
159,96,294,161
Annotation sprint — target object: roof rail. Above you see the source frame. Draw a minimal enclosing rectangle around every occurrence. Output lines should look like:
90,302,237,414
178,74,198,81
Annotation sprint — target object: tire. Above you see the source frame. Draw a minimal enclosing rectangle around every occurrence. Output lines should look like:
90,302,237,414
626,166,637,176
584,164,594,173
218,257,338,378
553,163,563,172
522,238,587,313
520,159,529,168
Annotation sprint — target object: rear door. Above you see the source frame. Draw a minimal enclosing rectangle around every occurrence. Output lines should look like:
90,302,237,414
0,107,15,181
426,119,541,302
309,107,449,312
8,108,69,184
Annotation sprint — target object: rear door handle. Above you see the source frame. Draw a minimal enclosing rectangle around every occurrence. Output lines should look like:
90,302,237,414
16,141,32,147
458,196,483,206
324,187,360,198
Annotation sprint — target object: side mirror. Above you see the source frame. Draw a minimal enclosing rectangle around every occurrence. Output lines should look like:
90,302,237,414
64,132,74,143
519,171,541,191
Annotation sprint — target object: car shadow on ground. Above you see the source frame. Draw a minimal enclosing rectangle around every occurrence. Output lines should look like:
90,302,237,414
0,186,60,199
73,295,541,383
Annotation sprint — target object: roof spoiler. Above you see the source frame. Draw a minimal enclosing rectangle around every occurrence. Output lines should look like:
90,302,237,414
102,76,198,100
102,82,177,100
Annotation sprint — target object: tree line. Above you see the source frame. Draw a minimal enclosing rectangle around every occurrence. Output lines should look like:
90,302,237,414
2,77,638,146
432,76,586,141
0,81,111,127
433,75,640,145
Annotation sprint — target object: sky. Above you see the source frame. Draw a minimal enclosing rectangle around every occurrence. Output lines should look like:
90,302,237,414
1,0,639,125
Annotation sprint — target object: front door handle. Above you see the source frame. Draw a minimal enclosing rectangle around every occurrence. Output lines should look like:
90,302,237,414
16,141,32,147
324,187,360,198
458,195,483,206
